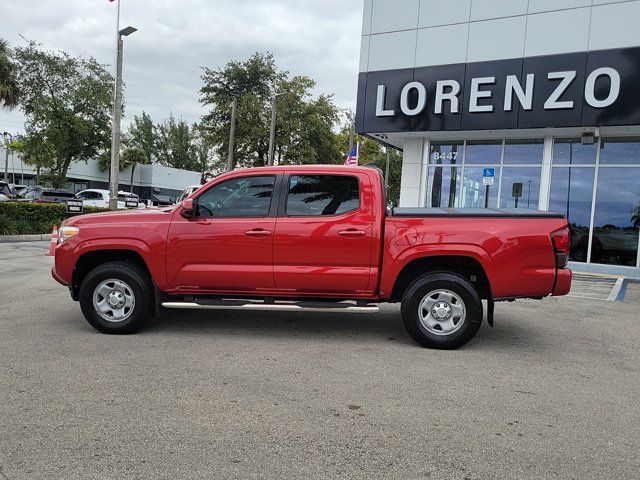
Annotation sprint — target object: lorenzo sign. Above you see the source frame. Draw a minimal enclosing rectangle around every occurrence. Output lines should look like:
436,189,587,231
355,46,640,133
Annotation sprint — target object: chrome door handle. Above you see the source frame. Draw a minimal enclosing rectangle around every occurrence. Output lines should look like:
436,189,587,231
245,228,271,237
338,229,366,238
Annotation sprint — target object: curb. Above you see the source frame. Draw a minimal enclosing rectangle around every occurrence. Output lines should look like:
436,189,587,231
0,234,53,243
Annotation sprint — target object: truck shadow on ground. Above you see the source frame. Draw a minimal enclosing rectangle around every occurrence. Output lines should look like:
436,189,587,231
138,308,546,351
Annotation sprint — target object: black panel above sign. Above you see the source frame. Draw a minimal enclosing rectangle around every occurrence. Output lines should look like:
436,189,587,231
354,46,640,134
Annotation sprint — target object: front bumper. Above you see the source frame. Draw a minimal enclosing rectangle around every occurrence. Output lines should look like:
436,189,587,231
552,268,572,296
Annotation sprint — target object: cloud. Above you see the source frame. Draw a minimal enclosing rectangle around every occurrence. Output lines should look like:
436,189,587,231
0,0,363,133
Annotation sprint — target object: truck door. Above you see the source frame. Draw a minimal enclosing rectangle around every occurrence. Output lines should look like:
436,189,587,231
166,174,278,292
273,173,375,295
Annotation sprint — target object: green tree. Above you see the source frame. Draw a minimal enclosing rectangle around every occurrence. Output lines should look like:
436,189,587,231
11,131,55,185
335,118,402,206
191,122,220,175
13,42,114,187
126,111,156,162
0,38,19,109
156,114,197,170
121,147,149,193
199,51,340,168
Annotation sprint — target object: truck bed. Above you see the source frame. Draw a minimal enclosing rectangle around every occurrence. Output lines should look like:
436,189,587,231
391,208,566,219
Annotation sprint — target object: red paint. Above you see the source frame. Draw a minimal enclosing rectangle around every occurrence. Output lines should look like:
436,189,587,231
52,165,571,303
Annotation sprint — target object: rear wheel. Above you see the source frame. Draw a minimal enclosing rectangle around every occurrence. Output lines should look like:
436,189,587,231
79,261,154,334
401,273,483,349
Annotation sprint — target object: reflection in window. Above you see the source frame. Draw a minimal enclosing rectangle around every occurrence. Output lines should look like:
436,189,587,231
499,167,541,209
503,140,543,165
460,167,499,208
599,138,640,164
196,176,275,218
286,175,360,216
464,141,502,165
552,139,597,164
429,142,463,165
428,166,460,208
549,167,595,262
592,167,640,267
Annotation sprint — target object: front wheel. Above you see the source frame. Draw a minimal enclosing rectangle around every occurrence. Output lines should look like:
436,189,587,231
79,261,154,334
401,273,483,349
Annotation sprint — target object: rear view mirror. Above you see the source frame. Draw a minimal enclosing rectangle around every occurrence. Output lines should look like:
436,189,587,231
180,198,194,218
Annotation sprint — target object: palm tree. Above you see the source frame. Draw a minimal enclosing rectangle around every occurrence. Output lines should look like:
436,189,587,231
0,38,19,109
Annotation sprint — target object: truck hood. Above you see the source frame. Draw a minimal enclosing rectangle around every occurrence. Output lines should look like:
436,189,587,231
63,207,175,227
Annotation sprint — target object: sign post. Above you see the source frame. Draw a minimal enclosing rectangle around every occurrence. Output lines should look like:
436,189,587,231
512,182,523,209
482,168,495,209
66,199,84,215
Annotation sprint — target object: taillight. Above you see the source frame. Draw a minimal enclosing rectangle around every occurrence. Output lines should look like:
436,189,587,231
551,227,570,268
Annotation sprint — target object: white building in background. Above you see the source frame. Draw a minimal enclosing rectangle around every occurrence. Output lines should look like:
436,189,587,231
356,0,640,277
1,147,201,205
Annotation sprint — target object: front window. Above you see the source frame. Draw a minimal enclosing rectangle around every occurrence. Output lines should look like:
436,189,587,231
195,176,275,218
286,175,360,216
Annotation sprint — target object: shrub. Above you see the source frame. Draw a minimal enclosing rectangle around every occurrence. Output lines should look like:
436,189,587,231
0,202,108,235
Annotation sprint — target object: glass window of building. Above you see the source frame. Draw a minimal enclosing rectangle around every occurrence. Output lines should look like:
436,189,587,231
460,167,499,208
464,141,502,165
549,167,596,262
499,167,541,209
599,138,640,164
552,139,597,164
428,165,461,208
503,140,543,165
591,166,640,267
429,142,463,165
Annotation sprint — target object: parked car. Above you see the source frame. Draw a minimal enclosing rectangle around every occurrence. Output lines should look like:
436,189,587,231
17,186,76,203
175,185,201,204
0,181,16,200
75,189,145,209
10,184,28,196
52,165,572,349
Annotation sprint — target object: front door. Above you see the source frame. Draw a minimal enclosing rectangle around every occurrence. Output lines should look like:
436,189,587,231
273,173,374,295
166,175,278,293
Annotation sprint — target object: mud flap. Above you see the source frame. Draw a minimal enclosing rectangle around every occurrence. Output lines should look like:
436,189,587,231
487,294,494,328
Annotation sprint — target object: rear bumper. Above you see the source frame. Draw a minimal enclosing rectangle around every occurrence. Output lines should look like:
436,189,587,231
552,268,572,296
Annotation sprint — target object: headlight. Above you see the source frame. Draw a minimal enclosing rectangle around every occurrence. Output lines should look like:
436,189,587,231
58,226,79,243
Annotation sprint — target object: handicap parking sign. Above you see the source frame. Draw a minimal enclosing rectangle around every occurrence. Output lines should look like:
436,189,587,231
482,168,495,186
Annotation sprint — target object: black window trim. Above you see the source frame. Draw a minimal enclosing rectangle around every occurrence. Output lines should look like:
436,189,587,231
278,173,362,218
191,173,282,219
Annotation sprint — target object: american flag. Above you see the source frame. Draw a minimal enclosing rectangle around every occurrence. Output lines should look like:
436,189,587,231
344,143,359,165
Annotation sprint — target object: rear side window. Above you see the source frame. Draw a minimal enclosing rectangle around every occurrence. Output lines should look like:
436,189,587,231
196,175,275,218
286,175,360,216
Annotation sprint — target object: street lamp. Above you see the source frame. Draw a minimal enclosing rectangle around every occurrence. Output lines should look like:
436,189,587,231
267,92,290,166
108,25,137,209
3,132,13,182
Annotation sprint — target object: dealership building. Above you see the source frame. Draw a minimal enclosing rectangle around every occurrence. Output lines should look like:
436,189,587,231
356,0,640,276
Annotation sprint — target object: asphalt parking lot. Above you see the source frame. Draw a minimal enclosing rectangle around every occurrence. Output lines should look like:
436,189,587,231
1,241,639,480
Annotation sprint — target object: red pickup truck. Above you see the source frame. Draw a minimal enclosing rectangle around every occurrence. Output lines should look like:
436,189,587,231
52,165,571,349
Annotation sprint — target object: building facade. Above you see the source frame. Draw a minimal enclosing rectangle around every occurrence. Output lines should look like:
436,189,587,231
356,0,640,276
1,147,201,205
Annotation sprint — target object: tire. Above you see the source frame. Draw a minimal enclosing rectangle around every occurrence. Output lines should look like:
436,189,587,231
79,261,154,334
401,272,483,349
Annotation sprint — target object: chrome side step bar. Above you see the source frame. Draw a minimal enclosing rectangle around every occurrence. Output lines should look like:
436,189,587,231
161,300,379,314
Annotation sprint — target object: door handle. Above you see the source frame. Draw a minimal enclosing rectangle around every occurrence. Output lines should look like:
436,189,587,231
245,228,271,237
338,228,366,238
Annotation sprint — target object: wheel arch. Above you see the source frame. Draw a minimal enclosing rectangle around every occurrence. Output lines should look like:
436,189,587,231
389,255,492,303
71,249,152,301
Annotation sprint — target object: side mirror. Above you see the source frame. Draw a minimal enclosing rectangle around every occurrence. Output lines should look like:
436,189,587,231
180,197,194,218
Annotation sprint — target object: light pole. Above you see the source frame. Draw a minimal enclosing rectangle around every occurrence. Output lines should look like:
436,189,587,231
108,25,137,209
3,132,13,182
267,92,289,166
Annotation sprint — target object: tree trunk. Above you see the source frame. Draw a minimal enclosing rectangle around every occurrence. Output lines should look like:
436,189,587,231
130,163,136,193
36,166,41,186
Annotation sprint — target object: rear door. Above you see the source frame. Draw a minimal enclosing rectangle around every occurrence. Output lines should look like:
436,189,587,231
273,172,375,295
166,174,279,293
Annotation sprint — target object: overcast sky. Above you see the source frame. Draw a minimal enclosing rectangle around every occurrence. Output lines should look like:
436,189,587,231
0,0,363,134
